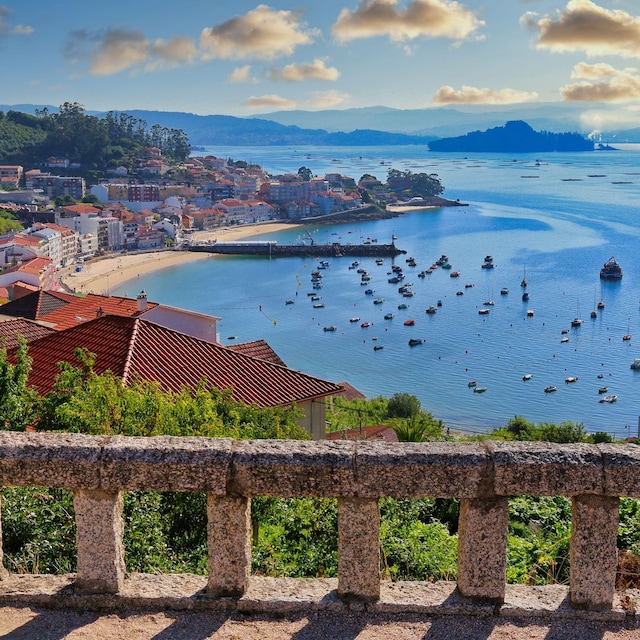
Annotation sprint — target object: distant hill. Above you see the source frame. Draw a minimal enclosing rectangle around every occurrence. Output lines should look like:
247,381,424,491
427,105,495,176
3,103,638,145
427,120,594,153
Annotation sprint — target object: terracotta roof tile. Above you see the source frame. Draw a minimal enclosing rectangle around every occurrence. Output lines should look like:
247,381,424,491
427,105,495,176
16,315,342,408
227,339,287,366
326,425,398,443
0,318,57,348
0,290,157,331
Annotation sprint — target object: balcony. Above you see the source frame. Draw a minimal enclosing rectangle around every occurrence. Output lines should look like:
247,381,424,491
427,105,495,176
0,432,638,622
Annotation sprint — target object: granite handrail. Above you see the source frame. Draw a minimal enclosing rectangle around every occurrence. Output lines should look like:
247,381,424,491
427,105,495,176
0,432,637,610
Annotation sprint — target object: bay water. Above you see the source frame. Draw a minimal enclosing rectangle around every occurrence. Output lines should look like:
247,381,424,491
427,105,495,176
114,144,640,437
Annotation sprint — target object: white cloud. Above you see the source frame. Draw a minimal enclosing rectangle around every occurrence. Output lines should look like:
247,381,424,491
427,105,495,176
200,5,318,61
244,94,297,110
332,0,484,44
270,59,340,82
561,62,640,101
521,0,640,58
229,65,253,83
304,90,351,108
433,85,538,104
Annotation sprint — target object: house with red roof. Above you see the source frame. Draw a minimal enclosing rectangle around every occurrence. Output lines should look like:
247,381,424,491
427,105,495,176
10,314,342,439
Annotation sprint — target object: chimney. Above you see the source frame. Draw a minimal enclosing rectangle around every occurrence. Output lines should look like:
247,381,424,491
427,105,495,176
137,290,148,312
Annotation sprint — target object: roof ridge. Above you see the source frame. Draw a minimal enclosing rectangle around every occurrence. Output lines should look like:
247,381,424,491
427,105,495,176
121,317,140,385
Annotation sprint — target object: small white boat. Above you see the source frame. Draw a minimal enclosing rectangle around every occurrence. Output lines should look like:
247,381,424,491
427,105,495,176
522,374,532,381
631,358,640,370
599,394,617,404
544,386,557,393
527,309,534,317
478,308,490,315
565,376,579,384
473,386,487,393
349,317,360,323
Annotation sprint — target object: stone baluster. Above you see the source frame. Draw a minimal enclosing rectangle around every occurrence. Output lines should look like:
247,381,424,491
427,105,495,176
0,495,7,579
207,495,251,597
570,494,619,609
73,489,125,594
457,497,509,603
337,497,380,602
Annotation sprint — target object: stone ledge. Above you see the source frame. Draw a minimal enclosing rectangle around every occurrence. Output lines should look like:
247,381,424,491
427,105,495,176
0,574,635,622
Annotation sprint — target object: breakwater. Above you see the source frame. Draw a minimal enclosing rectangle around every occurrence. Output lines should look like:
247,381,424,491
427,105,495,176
188,241,406,257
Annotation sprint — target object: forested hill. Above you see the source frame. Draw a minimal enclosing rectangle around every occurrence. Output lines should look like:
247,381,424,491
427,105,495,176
428,120,594,153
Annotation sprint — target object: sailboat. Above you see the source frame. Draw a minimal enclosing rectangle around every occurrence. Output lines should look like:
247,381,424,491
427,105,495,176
623,319,632,341
590,289,597,319
571,299,582,327
597,282,605,310
520,263,527,288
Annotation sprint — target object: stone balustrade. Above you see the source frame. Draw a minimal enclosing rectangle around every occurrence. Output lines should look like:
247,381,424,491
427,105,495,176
1,432,639,613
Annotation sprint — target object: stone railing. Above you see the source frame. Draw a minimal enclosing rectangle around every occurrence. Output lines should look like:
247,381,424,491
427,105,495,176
0,432,638,615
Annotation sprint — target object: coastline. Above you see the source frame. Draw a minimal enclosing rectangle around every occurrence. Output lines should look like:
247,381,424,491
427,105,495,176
58,221,300,296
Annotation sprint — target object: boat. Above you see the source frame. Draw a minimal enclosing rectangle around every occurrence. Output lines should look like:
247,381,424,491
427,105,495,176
349,317,360,322
361,321,371,328
408,338,424,346
449,270,460,277
478,308,490,315
500,288,509,295
522,292,529,302
521,263,527,288
565,376,579,383
465,283,474,288
631,358,640,370
598,387,608,394
402,291,414,297
468,381,477,387
481,261,494,269
373,345,384,351
527,309,534,317
425,306,437,314
599,395,617,404
313,303,324,308
456,290,464,296
590,289,597,318
473,386,487,393
373,298,384,305
398,303,408,310
560,336,569,343
436,255,448,266
571,299,582,327
600,256,623,279
311,295,321,301
544,386,557,393
285,300,294,305
384,313,394,320
404,319,415,326
323,326,337,332
437,300,442,307
522,374,532,381
376,259,384,265
364,289,374,295
623,320,631,341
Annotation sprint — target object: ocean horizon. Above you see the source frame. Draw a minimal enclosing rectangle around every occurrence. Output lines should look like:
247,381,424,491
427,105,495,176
115,144,640,438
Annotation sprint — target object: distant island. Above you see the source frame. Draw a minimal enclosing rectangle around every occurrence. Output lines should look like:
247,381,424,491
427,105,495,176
428,120,594,153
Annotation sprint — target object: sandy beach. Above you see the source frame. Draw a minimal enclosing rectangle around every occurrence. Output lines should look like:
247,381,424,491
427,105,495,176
58,222,300,296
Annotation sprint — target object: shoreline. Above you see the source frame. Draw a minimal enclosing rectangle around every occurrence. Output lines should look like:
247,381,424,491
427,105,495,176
58,221,300,296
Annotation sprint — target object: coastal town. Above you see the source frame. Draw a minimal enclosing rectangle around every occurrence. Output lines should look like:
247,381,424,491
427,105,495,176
0,146,452,299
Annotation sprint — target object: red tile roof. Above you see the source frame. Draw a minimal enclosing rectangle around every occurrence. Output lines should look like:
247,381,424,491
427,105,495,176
0,290,157,331
227,339,287,366
15,315,343,408
0,318,57,348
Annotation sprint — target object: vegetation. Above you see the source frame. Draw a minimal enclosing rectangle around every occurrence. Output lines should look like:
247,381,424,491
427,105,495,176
0,102,191,169
386,168,445,198
1,347,639,586
0,210,23,235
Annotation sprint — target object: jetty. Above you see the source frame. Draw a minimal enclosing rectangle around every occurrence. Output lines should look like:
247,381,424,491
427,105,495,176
188,240,406,258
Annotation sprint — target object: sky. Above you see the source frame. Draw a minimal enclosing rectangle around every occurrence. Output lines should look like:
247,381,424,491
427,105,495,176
2,0,640,130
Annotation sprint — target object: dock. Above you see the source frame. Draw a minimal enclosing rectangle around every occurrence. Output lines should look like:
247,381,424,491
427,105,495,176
188,241,406,258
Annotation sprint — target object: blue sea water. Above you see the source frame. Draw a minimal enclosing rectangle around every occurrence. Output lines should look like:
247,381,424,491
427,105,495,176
114,144,640,437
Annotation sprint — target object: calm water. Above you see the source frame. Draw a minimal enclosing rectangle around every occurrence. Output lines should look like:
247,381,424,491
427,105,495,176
115,144,640,437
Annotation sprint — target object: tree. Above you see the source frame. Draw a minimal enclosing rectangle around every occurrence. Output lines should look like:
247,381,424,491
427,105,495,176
387,393,421,419
297,166,312,182
0,338,38,431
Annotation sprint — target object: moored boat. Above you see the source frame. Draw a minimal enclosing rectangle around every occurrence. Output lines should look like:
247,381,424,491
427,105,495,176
323,326,337,332
600,256,623,279
408,338,424,346
544,386,557,393
599,394,617,403
631,358,640,370
404,319,415,326
473,386,487,393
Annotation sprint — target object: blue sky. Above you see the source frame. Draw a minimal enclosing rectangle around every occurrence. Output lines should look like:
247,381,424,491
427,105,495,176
2,1,639,130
